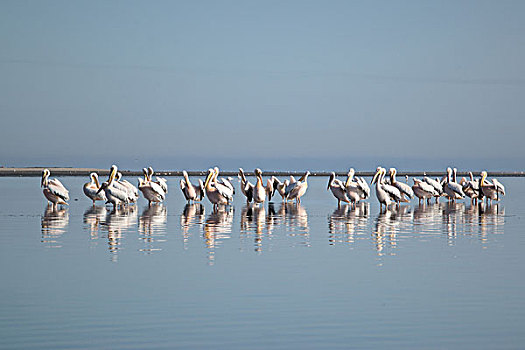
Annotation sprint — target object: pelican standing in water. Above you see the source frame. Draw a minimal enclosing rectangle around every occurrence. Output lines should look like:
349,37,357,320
116,172,139,203
345,168,369,206
480,171,505,205
389,168,414,202
285,171,309,203
443,167,465,202
253,168,274,205
148,167,168,194
214,167,235,195
238,168,254,204
97,165,130,209
371,167,392,211
204,168,232,209
377,167,405,206
328,172,351,207
138,168,166,206
41,169,69,208
412,178,438,205
272,177,289,202
423,175,444,203
83,172,106,205
180,170,204,203
461,171,483,204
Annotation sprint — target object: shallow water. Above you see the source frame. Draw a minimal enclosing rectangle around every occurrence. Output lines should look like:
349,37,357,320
1,176,524,349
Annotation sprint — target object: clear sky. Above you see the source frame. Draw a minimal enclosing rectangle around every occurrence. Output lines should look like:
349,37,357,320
1,0,524,168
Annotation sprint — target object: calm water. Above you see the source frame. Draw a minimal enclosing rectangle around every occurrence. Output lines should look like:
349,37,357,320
1,176,524,349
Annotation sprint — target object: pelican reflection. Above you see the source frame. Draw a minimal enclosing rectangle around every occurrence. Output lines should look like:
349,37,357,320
100,205,138,261
203,206,234,265
328,202,369,246
41,205,69,248
282,202,310,247
83,205,107,240
180,203,205,249
138,204,167,253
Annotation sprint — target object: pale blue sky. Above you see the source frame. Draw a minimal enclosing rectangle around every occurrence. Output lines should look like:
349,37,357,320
1,0,524,168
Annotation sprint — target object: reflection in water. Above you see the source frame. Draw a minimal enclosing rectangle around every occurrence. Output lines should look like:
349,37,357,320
83,206,107,241
41,205,69,248
283,203,310,247
180,204,205,250
328,202,369,246
138,204,168,254
100,206,138,262
203,207,234,265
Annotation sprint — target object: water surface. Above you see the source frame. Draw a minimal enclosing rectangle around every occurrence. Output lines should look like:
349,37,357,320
1,176,524,349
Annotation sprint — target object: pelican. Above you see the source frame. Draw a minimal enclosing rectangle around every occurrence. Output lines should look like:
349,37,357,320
138,168,165,205
328,172,351,207
83,172,106,205
443,167,465,202
214,167,235,195
97,165,130,209
253,168,274,205
285,171,309,203
238,168,254,204
116,172,139,203
412,178,438,205
180,170,204,203
480,171,505,204
204,168,232,209
460,171,483,204
344,168,369,205
371,167,392,211
376,167,405,205
41,169,69,207
272,177,289,202
423,175,444,203
148,167,168,194
389,168,414,201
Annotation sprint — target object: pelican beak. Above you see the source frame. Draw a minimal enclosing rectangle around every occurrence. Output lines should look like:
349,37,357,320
371,170,379,184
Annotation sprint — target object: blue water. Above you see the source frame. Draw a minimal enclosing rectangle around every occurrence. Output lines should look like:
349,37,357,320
1,176,524,349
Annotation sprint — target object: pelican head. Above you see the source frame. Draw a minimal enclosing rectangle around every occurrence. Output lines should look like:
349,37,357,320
108,165,118,184
327,172,335,190
204,168,214,189
148,167,154,179
116,172,123,181
371,167,382,184
41,169,50,187
255,168,262,177
142,168,148,181
480,171,488,183
97,181,109,194
299,171,310,182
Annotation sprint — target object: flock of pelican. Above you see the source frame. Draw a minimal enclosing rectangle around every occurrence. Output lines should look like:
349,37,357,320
41,165,505,210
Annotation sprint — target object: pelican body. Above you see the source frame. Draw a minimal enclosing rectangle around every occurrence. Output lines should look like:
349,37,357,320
41,169,69,207
285,171,309,203
328,172,350,207
389,168,414,201
139,168,166,205
238,168,254,203
480,171,505,204
204,168,233,208
412,178,438,204
371,167,392,211
98,165,132,209
180,170,204,203
443,167,465,201
83,172,106,205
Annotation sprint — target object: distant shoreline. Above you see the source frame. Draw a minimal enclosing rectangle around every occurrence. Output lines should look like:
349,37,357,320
1,167,524,177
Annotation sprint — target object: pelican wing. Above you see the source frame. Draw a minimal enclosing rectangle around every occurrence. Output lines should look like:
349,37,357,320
492,179,505,195
214,182,233,201
381,183,403,202
395,181,414,199
156,177,168,193
447,181,465,197
48,178,69,201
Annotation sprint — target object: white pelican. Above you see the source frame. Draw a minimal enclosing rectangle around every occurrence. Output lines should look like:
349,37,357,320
371,167,392,211
83,172,106,205
423,175,444,203
214,167,235,195
148,167,168,194
328,172,350,207
138,168,165,205
389,168,414,201
116,172,139,203
41,169,69,207
253,168,274,205
412,178,438,205
180,170,204,203
443,167,465,202
480,171,505,204
204,168,232,209
460,171,483,204
98,165,130,209
272,177,289,202
377,167,405,205
285,171,309,203
344,168,370,205
238,168,254,203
